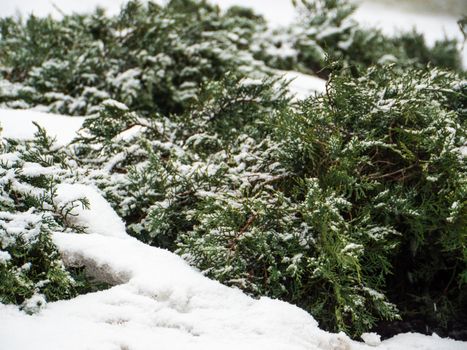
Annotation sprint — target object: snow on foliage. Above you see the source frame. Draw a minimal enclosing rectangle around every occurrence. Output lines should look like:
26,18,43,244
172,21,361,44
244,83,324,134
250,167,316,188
1,180,465,350
0,0,466,346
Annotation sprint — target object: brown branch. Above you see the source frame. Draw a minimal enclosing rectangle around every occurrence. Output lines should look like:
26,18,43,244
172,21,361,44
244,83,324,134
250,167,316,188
367,164,417,181
228,213,257,252
238,213,257,236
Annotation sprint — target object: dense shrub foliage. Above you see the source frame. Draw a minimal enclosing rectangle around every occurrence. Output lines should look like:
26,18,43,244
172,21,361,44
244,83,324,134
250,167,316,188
255,0,463,77
0,0,465,339
0,127,93,310
274,66,466,334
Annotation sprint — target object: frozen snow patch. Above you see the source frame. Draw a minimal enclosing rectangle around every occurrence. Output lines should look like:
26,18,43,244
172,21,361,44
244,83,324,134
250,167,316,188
21,293,47,314
0,108,84,146
361,332,382,346
279,70,327,99
55,184,128,239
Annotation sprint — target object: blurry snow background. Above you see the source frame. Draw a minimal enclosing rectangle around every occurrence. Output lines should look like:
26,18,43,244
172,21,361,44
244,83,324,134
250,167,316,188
0,0,465,66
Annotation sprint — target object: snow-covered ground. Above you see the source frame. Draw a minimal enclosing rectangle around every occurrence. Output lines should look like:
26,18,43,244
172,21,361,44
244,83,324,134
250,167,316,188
281,71,327,99
1,110,467,350
0,109,84,146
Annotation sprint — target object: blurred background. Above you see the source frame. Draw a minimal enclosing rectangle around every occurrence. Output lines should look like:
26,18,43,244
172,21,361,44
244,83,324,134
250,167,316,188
361,0,466,16
1,0,466,20
0,0,465,65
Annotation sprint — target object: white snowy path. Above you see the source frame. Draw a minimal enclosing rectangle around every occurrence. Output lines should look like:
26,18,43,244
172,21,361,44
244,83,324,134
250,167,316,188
0,176,466,349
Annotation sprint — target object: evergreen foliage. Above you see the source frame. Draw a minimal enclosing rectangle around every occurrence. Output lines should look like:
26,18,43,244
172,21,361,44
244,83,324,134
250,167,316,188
0,0,465,339
273,66,466,334
0,0,268,115
0,126,93,310
255,0,463,77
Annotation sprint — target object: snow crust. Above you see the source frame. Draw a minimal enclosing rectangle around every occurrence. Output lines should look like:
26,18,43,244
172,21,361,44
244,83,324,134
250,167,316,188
1,171,466,349
0,108,85,146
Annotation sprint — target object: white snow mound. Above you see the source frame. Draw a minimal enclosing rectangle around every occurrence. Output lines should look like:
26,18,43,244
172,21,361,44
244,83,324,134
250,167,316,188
55,183,128,240
0,108,85,146
280,70,327,99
